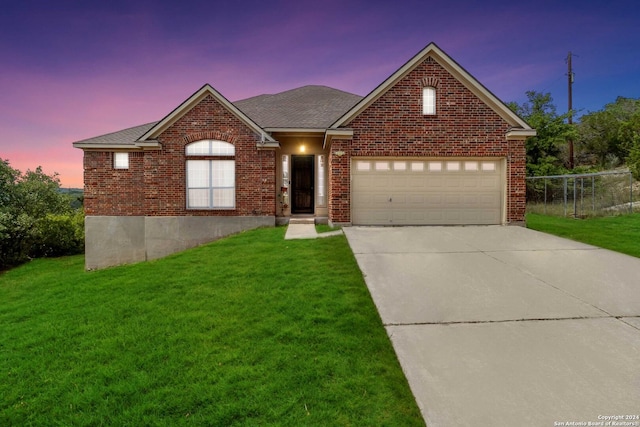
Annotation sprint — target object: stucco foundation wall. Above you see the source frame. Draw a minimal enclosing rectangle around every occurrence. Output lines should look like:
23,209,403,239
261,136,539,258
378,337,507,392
85,216,146,270
144,216,274,260
85,215,274,270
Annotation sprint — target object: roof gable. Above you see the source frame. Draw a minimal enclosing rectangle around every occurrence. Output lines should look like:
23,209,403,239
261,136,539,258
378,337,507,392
138,84,275,142
331,42,534,135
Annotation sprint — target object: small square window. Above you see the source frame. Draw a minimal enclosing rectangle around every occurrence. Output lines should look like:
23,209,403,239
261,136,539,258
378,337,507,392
356,161,371,171
427,162,442,171
446,161,460,171
482,162,496,171
411,162,425,172
464,161,479,171
375,161,390,171
114,152,129,169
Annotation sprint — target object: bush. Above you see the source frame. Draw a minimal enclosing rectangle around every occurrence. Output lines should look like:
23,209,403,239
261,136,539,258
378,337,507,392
626,136,640,181
0,159,84,270
30,212,85,258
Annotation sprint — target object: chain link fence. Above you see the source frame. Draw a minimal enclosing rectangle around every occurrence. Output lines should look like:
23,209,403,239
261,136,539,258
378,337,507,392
526,171,639,217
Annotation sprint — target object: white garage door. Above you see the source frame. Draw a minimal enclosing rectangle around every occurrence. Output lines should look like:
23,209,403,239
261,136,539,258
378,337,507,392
352,158,503,225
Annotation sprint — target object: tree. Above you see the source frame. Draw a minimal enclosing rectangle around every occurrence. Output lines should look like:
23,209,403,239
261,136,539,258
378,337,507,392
0,158,19,209
627,134,640,180
508,91,576,176
577,97,640,167
0,159,83,270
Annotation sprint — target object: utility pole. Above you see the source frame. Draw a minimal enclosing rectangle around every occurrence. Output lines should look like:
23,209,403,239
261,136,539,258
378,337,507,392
567,51,574,169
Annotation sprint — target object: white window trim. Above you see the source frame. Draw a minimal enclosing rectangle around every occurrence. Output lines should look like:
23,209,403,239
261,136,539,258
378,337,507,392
114,152,129,169
185,140,236,209
423,86,436,115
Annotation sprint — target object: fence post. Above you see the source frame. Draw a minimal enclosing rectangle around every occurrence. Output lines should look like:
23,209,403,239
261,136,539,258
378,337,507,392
592,175,595,213
563,177,568,217
580,177,584,217
544,178,547,214
630,172,634,214
573,177,578,218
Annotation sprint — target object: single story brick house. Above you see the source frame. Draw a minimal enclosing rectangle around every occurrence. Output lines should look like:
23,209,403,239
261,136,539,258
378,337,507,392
73,42,535,269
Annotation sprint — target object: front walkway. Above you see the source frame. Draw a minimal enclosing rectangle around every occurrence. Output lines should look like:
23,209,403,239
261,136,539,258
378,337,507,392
284,220,343,240
344,226,640,427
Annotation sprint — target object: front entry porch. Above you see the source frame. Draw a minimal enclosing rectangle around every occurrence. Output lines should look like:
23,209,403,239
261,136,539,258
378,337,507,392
273,132,329,222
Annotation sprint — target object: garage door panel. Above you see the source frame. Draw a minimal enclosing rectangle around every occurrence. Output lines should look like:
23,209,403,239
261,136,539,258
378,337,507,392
353,158,503,225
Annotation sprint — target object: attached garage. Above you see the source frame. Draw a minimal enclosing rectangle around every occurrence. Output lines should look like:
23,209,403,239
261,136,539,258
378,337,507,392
352,158,504,225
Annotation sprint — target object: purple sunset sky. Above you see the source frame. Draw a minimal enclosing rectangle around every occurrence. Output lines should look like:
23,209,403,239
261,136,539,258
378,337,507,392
2,0,639,188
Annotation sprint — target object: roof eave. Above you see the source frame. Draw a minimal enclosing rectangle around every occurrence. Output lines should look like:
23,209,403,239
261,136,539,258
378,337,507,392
506,129,537,140
73,141,162,150
323,128,354,149
264,127,327,134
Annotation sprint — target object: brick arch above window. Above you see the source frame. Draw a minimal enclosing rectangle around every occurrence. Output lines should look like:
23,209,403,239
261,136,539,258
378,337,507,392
420,76,440,88
184,131,237,144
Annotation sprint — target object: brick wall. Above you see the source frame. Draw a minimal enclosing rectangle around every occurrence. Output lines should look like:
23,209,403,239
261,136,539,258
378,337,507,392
329,56,526,224
328,140,351,223
84,151,145,215
84,94,276,217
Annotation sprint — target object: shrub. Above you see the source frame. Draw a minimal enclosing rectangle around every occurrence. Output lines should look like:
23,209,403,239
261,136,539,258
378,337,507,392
0,159,85,270
30,212,85,258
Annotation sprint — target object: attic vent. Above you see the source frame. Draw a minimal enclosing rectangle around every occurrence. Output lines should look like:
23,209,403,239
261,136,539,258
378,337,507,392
421,76,440,88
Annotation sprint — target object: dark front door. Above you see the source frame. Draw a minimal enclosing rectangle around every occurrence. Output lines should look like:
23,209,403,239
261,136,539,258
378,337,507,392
291,155,314,214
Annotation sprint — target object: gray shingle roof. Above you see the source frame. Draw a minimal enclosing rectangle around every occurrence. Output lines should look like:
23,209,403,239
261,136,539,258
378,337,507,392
234,85,362,128
72,85,362,147
72,122,158,146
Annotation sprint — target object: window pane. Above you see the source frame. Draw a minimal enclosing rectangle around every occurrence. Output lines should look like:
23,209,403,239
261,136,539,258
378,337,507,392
423,87,436,115
187,159,235,209
446,162,460,171
186,141,210,155
317,155,325,207
186,140,235,156
411,162,425,171
282,155,289,187
394,161,407,170
482,162,496,171
212,160,234,187
428,162,441,171
114,152,129,169
465,161,479,171
210,140,235,156
356,161,370,171
187,160,209,187
212,188,234,208
188,189,209,208
375,161,390,171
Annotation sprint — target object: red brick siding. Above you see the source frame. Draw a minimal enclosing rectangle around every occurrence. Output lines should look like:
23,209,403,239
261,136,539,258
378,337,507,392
508,140,527,221
329,56,526,223
83,151,145,216
84,94,276,217
328,140,351,222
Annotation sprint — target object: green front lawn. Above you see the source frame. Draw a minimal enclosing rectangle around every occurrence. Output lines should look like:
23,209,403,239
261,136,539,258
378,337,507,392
0,228,424,426
527,213,640,258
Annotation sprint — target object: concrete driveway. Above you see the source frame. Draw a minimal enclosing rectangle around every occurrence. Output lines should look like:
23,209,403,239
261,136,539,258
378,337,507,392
344,226,640,427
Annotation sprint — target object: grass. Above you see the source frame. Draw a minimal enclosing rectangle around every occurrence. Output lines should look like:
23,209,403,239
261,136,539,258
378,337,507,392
315,224,341,234
527,212,640,258
0,227,424,426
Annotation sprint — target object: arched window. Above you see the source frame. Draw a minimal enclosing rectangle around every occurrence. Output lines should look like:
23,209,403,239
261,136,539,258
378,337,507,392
185,140,235,209
423,86,436,115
